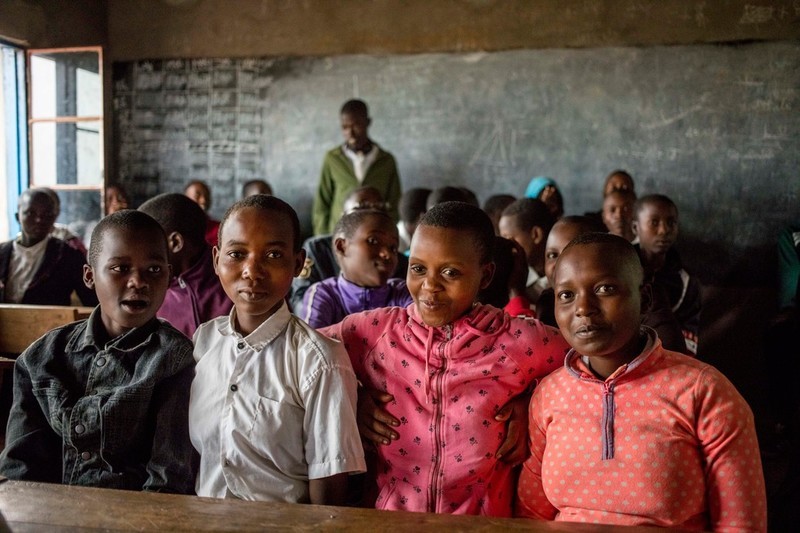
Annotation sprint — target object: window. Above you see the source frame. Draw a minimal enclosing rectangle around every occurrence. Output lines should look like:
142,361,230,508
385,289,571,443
1,42,26,240
27,47,103,241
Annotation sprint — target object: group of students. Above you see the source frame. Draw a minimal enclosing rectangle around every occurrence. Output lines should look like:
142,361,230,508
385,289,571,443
0,98,767,532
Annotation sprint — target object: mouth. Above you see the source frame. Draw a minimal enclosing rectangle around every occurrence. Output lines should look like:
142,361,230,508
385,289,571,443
120,298,150,313
574,323,608,339
238,289,268,302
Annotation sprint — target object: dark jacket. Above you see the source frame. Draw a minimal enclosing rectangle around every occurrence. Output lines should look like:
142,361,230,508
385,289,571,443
0,237,98,306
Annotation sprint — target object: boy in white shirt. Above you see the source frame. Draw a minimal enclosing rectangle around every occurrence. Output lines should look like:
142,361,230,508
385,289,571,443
189,194,364,504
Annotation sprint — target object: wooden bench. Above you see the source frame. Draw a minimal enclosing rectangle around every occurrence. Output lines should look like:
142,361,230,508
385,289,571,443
0,304,93,356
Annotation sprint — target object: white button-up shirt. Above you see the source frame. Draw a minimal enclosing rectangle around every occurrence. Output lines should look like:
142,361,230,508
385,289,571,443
189,302,365,501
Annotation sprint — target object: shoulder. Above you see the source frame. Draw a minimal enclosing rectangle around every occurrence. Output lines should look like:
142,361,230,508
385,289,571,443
323,147,346,161
150,320,195,370
192,316,230,359
18,320,86,367
285,314,352,367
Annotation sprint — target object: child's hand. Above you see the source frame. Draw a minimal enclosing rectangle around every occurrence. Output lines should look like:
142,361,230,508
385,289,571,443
494,395,531,466
357,387,400,446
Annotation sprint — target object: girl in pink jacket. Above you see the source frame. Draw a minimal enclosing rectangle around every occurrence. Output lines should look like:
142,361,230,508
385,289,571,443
323,202,569,515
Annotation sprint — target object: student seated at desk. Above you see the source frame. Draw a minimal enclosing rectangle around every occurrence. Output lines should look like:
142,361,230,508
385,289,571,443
190,195,365,504
322,202,569,515
515,232,766,531
0,188,97,307
139,193,232,338
0,210,196,493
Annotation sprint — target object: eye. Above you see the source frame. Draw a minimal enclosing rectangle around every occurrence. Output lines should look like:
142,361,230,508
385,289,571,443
148,265,163,274
441,268,460,279
226,250,245,260
366,236,379,246
556,290,574,302
266,250,283,259
109,264,130,273
545,251,559,260
409,264,425,275
596,284,616,295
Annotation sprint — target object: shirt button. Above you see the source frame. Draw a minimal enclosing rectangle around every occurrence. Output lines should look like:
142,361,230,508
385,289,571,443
96,357,107,367
237,342,245,349
74,424,85,434
230,384,238,392
224,459,230,467
81,451,91,461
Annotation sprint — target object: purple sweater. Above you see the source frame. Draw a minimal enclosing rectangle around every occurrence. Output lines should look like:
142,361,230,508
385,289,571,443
300,275,412,328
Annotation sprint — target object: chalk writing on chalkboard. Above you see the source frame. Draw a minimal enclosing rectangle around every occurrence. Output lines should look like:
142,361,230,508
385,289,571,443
112,42,800,284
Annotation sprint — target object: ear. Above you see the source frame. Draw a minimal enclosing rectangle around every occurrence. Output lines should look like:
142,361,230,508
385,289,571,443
365,117,372,129
530,226,544,245
83,264,95,290
479,261,496,291
639,282,653,314
212,245,220,275
631,219,640,237
334,236,347,257
167,231,184,254
293,249,307,277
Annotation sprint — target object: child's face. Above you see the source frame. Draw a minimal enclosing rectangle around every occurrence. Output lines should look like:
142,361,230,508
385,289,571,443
213,207,304,336
105,187,129,215
633,201,678,257
604,173,634,196
336,214,399,288
83,226,171,339
16,193,57,246
544,222,582,285
340,111,370,151
407,225,493,328
185,183,211,211
553,243,645,374
602,192,634,239
498,214,545,270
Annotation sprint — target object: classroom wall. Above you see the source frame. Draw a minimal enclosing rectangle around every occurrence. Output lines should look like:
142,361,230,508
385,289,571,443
107,0,800,60
0,0,107,48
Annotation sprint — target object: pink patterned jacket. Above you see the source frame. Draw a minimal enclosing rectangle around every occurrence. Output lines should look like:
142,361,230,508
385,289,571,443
322,303,569,515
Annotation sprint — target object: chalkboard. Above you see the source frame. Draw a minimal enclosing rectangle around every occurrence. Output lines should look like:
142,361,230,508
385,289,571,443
112,42,800,285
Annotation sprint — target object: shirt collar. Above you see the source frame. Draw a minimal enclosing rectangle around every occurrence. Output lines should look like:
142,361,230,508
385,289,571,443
71,306,161,353
217,300,292,350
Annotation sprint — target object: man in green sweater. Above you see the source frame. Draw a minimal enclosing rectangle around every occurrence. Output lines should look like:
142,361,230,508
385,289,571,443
312,99,402,235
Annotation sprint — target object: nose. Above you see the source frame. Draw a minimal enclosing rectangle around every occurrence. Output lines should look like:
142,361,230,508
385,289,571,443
378,245,393,261
126,270,146,289
421,272,441,292
574,291,598,317
241,257,264,280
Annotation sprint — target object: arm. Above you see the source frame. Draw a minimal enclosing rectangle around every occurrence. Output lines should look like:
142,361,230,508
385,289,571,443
0,355,63,483
312,154,335,236
309,473,350,506
494,393,531,465
301,281,340,329
696,368,767,533
143,348,197,494
515,390,558,519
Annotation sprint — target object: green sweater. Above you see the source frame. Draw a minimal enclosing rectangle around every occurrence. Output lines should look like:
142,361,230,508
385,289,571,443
312,145,402,235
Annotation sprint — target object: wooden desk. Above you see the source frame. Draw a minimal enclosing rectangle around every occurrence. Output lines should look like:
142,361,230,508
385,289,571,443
0,304,93,356
0,480,682,532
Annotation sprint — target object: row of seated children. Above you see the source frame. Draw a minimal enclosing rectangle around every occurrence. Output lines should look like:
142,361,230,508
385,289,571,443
0,194,766,530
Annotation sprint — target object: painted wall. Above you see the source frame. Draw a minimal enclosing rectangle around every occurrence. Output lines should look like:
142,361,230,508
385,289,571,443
0,0,107,48
107,0,800,61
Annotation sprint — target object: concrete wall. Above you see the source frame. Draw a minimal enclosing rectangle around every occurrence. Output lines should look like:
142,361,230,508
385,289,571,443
107,0,800,61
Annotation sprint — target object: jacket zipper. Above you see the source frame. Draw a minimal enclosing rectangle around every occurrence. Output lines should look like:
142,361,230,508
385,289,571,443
428,325,451,513
601,381,616,460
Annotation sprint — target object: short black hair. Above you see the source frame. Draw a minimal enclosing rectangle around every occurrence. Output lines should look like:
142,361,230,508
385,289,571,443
138,193,207,247
241,179,273,197
334,209,395,241
218,194,302,252
560,232,643,284
418,201,495,264
18,188,57,212
399,188,431,223
482,194,516,219
501,198,556,234
426,186,471,210
634,194,678,218
184,179,210,194
89,209,167,267
340,99,368,118
554,215,607,235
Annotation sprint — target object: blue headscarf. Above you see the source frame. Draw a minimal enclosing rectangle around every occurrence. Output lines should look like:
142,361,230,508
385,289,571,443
524,176,557,199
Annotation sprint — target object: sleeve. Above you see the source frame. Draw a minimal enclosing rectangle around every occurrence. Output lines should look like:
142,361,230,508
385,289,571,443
515,388,558,519
777,225,800,310
385,155,402,224
0,354,63,483
695,367,767,533
312,153,335,236
505,295,536,318
520,319,570,381
301,281,339,329
302,342,366,479
142,346,197,494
